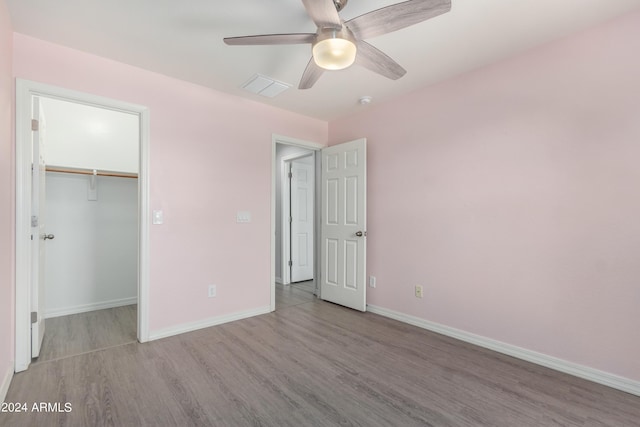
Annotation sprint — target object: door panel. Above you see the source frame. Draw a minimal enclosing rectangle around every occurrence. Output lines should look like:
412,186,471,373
320,138,367,311
31,96,47,358
345,240,358,289
345,176,359,225
290,158,314,282
326,238,339,286
326,178,339,224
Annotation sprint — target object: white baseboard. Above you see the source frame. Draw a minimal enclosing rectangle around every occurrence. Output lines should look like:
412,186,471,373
45,297,138,319
1,363,13,403
367,304,640,397
275,276,283,284
148,306,271,341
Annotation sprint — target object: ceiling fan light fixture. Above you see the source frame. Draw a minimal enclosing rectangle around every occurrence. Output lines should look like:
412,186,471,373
223,0,452,89
312,28,356,70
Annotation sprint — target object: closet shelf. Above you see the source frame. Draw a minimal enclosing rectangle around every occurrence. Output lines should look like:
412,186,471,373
46,166,138,179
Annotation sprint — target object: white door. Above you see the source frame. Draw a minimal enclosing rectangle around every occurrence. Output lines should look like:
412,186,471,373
31,97,48,358
290,158,315,282
320,138,367,311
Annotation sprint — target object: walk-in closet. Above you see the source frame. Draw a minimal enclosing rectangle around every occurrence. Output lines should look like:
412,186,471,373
35,96,140,362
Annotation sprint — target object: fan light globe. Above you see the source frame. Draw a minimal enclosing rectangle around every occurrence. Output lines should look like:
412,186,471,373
313,29,357,70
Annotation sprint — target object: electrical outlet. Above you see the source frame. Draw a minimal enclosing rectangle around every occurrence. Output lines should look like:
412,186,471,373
415,285,423,298
369,276,376,288
208,285,217,298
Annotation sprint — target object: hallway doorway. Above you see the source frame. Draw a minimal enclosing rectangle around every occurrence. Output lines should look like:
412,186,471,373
271,135,323,311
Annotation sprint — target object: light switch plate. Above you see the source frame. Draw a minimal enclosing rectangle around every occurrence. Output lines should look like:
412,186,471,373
237,211,251,223
152,210,163,225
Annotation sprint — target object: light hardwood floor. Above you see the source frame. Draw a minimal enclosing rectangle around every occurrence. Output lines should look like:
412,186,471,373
34,305,137,364
3,299,639,426
275,281,316,310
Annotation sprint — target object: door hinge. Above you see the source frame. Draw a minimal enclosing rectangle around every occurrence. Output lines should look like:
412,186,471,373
31,311,37,324
288,260,292,267
31,119,39,131
289,216,292,224
288,172,293,179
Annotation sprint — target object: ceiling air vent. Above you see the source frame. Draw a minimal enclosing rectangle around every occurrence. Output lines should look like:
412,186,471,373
241,74,291,98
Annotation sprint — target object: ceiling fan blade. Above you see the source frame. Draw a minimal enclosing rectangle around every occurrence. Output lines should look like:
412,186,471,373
301,0,342,29
346,0,451,40
224,33,315,46
299,58,324,89
355,41,406,80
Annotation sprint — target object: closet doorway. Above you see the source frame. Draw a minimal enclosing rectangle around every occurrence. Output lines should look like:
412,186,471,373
14,80,150,372
36,96,139,363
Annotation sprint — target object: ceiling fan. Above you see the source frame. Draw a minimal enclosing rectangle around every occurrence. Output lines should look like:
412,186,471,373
224,0,452,89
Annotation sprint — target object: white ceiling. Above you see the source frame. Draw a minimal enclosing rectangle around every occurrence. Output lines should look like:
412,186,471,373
7,0,640,121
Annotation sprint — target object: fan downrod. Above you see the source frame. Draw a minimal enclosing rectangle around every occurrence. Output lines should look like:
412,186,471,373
333,0,348,12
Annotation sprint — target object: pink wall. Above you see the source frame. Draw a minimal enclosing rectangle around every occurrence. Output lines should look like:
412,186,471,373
330,10,640,382
7,4,639,388
12,34,327,332
0,0,14,389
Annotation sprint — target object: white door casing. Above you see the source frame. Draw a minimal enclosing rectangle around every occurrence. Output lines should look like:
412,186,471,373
320,138,367,312
15,79,151,372
271,135,324,311
290,157,315,282
31,97,47,358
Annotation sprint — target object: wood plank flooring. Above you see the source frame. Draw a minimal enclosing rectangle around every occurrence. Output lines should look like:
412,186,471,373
275,281,316,310
3,299,639,426
34,305,137,363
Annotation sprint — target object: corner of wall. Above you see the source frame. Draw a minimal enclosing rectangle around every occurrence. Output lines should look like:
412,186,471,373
1,0,16,403
1,363,13,402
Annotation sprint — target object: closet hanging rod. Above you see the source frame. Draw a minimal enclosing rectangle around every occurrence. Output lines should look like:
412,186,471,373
45,166,138,179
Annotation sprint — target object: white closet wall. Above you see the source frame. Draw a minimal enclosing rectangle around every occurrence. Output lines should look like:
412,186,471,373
45,173,138,317
42,98,139,173
40,96,139,318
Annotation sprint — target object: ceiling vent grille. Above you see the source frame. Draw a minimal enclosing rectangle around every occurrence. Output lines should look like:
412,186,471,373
241,74,291,98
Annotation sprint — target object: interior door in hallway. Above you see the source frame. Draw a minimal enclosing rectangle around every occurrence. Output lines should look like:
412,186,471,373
320,138,367,311
290,157,314,282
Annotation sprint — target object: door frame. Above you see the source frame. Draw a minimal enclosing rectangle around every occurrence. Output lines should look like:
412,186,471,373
281,152,314,285
271,134,324,311
14,79,151,372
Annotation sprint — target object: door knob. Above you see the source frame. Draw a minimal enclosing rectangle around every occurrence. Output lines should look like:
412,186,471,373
43,234,55,240
355,231,366,237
